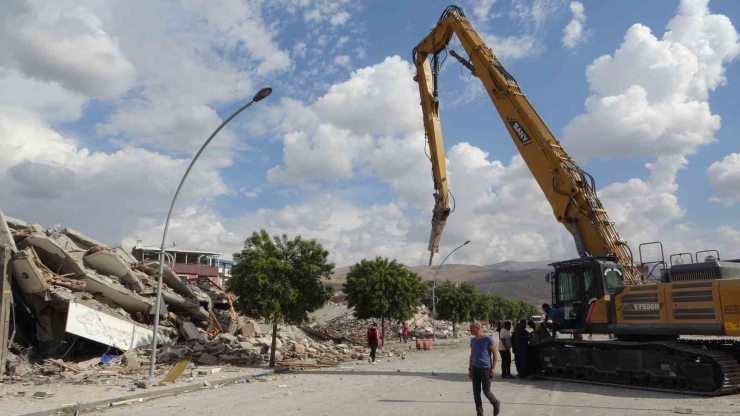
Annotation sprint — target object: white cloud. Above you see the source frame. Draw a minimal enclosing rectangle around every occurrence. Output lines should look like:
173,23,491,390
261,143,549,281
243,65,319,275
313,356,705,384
330,11,350,26
708,153,740,206
562,1,588,49
333,55,351,68
267,124,372,185
313,56,421,136
471,0,498,22
0,70,86,123
481,33,542,60
244,191,259,198
293,41,307,58
83,0,291,153
565,0,738,159
0,0,135,100
563,0,739,255
0,107,227,247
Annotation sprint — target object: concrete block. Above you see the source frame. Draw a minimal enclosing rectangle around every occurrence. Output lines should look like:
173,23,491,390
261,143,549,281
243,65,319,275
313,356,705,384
197,353,217,365
11,249,49,294
180,321,203,342
84,249,145,292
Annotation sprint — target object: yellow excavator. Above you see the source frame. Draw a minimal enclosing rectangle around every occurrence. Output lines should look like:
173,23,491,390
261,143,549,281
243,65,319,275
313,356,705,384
415,5,740,395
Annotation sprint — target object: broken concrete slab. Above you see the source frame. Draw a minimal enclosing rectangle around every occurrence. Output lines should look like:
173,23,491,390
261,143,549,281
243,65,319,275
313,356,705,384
179,321,203,342
65,302,157,351
20,235,87,277
137,260,195,299
219,333,238,344
81,270,155,315
64,227,109,250
113,247,138,265
0,209,18,251
84,248,146,292
197,353,217,365
11,249,50,294
161,290,209,322
238,322,259,337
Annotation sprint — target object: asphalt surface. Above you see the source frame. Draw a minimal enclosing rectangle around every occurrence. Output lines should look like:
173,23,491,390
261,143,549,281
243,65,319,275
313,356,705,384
88,337,740,416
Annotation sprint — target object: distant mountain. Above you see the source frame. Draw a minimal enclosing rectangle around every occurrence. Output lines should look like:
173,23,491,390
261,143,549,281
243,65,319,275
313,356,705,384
326,261,555,306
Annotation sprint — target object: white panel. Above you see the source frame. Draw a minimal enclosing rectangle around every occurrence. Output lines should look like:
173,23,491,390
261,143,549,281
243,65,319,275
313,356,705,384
65,302,154,350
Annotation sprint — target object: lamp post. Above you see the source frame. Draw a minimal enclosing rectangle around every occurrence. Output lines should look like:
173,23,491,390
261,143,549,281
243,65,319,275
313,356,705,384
147,87,273,383
431,240,470,340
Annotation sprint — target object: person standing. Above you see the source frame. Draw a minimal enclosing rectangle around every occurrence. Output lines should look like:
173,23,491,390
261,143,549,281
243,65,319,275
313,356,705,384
367,322,380,364
498,321,513,378
542,304,563,338
402,322,409,343
512,319,530,378
468,322,501,416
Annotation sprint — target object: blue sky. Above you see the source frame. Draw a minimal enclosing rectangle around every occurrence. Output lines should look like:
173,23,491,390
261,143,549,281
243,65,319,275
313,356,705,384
1,0,738,267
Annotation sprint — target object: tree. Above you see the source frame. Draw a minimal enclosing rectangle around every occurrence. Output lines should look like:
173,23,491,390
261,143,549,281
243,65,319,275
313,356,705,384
343,257,426,346
434,281,476,337
227,230,335,367
471,294,494,322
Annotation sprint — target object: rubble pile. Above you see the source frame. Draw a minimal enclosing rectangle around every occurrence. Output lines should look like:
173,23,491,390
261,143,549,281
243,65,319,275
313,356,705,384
0,213,255,377
305,303,464,344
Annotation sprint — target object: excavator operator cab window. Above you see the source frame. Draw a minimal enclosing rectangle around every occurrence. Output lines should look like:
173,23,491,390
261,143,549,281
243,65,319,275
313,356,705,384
554,262,606,331
603,267,624,293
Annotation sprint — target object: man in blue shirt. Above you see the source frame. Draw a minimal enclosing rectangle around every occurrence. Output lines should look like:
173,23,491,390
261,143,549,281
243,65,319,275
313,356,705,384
468,322,501,416
542,303,564,338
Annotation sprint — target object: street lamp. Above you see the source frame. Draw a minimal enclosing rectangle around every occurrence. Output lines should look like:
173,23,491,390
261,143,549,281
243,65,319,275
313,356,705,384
148,87,273,383
431,240,470,340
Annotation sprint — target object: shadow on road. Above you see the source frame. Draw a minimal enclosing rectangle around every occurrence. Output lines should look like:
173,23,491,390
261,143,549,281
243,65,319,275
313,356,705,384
377,400,739,414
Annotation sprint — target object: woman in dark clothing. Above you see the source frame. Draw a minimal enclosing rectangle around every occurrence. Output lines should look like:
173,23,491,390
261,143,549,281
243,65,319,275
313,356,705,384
512,319,531,378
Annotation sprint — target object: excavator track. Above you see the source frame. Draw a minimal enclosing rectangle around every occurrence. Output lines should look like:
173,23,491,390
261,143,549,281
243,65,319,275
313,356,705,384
533,339,740,396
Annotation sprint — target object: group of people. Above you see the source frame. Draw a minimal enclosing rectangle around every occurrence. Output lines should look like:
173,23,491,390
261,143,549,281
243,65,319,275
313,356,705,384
362,303,564,416
494,318,552,378
469,304,562,416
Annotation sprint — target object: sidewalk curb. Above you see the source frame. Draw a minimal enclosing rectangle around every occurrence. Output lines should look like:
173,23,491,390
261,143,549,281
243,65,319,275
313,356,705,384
21,368,277,416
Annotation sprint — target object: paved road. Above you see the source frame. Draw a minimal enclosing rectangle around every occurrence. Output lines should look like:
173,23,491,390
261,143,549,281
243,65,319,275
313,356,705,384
93,339,740,416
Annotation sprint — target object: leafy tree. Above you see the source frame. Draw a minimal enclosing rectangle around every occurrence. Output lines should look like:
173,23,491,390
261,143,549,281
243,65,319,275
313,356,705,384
227,230,335,367
471,294,494,321
343,257,426,346
434,281,477,337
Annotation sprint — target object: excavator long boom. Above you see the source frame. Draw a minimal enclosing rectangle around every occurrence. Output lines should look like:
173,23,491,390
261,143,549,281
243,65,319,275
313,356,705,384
416,5,644,284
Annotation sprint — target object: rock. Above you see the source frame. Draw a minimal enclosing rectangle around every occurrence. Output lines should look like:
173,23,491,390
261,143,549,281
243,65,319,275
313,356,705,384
122,354,140,368
32,391,55,399
136,381,150,389
294,344,306,353
238,341,254,350
203,380,211,387
197,353,218,365
219,333,238,344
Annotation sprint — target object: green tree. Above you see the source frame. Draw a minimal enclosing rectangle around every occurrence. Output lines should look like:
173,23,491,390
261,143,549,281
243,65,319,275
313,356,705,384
471,294,494,321
227,230,335,367
343,257,426,346
434,281,476,337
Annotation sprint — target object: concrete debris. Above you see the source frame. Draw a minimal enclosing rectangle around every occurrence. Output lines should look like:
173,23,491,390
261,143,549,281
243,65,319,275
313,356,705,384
1,215,393,386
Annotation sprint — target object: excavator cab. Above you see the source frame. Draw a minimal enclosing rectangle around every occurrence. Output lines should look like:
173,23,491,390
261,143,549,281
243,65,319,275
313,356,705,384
548,257,624,332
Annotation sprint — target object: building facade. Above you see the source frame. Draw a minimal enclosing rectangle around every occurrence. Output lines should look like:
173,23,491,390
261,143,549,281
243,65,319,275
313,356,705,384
131,244,223,286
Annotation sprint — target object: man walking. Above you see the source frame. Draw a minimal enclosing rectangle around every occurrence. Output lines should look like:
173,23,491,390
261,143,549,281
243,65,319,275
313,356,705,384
367,322,380,364
468,322,501,416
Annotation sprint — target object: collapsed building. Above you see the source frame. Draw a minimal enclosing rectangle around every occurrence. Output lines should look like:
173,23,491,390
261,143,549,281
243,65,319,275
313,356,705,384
0,211,426,382
0,210,269,377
